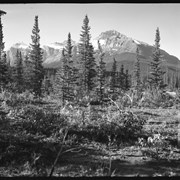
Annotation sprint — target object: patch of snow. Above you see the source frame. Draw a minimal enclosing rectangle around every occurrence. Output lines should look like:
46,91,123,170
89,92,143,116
19,44,29,49
92,40,98,49
12,42,29,49
99,39,106,46
92,39,107,50
132,38,150,46
133,39,141,45
45,43,64,50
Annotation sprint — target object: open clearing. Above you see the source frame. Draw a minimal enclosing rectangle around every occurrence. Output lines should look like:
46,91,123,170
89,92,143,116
1,100,180,177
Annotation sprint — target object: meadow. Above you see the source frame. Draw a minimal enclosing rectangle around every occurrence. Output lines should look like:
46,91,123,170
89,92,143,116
0,89,180,177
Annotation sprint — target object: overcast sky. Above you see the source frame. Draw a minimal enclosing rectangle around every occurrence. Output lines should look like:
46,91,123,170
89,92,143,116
1,3,180,59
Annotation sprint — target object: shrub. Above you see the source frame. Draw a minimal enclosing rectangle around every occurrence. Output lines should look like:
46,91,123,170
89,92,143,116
0,90,36,107
9,104,68,138
67,106,146,146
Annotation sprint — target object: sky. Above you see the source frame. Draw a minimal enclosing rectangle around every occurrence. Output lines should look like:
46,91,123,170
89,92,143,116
1,3,180,59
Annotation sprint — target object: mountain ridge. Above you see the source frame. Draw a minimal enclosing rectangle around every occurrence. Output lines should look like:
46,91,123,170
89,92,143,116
6,30,180,74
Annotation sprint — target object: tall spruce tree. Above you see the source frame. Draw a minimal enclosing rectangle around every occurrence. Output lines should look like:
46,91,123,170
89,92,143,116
14,50,24,92
53,49,67,106
24,54,34,91
110,58,117,93
97,40,106,103
0,10,6,62
29,16,44,97
148,27,165,89
63,33,77,102
124,69,131,91
0,10,9,90
118,64,126,91
78,15,97,95
53,34,79,105
133,47,141,90
175,73,179,89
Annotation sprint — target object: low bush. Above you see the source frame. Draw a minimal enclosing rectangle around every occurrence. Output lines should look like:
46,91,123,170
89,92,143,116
67,106,146,146
0,90,35,107
9,104,68,138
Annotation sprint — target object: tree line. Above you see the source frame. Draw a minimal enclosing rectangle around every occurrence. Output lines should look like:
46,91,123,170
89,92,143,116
0,11,179,105
0,12,44,97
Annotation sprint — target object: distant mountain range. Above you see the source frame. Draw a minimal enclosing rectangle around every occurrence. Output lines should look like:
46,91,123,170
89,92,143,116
6,30,180,75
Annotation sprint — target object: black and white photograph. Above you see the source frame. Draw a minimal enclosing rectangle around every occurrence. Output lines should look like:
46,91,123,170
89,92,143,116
0,2,180,177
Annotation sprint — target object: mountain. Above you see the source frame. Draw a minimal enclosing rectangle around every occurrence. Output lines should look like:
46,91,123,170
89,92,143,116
92,30,180,73
6,30,180,75
7,40,77,67
7,42,30,66
42,40,77,68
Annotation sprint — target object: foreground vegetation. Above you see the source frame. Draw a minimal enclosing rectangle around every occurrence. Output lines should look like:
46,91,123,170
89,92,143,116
0,89,180,177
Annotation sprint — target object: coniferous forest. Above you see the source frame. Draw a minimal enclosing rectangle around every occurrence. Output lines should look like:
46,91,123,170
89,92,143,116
0,9,180,177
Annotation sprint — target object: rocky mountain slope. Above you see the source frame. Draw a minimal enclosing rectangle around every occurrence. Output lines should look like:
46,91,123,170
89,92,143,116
6,30,180,74
92,30,180,72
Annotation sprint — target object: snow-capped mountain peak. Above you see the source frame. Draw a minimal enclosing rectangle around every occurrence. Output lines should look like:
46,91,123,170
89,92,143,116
92,30,137,52
12,42,29,49
44,42,64,50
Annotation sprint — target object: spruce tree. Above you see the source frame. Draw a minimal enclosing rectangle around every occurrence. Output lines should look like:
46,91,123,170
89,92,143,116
0,10,6,62
110,58,117,93
118,64,126,91
29,16,44,97
78,15,97,95
97,40,106,103
124,69,131,91
14,50,24,92
53,34,79,105
133,47,141,90
148,27,165,89
0,10,9,90
175,73,179,89
24,54,34,91
63,33,76,102
0,53,9,89
53,49,66,106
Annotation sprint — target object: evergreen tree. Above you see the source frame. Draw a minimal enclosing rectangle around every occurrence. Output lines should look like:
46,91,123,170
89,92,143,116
148,27,165,89
97,40,106,103
29,16,44,97
42,76,52,95
0,10,9,90
175,73,179,89
118,64,126,91
133,47,141,90
172,72,176,90
124,69,131,91
53,67,63,101
53,34,79,105
0,52,10,89
78,15,97,95
63,33,77,102
110,58,117,93
24,54,34,91
0,10,6,62
14,50,24,92
53,49,66,105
